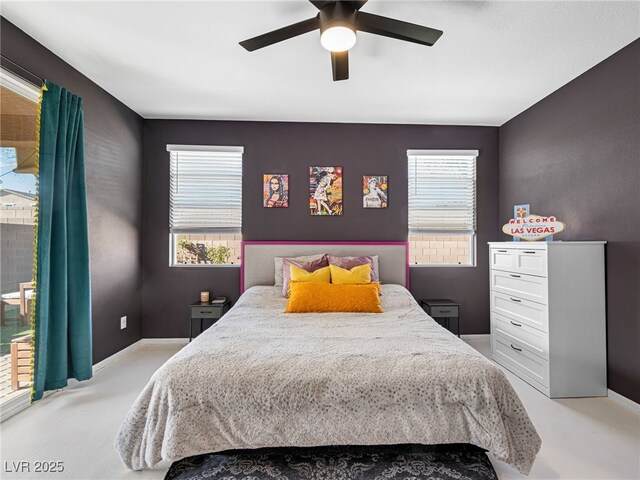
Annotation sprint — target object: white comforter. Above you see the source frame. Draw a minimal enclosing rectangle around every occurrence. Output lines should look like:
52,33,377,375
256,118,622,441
115,285,541,474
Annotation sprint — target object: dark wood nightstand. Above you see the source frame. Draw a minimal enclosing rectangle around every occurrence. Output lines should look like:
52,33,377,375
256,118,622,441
420,299,460,337
189,300,231,341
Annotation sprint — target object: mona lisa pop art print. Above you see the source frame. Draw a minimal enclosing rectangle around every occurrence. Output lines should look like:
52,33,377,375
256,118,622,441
363,175,388,208
263,174,289,208
309,167,343,215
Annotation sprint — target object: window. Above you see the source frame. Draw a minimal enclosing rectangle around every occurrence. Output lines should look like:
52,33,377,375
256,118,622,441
168,145,243,266
407,150,478,266
1,67,39,403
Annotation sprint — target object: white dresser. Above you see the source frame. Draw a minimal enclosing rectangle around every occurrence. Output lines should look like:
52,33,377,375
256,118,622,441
488,241,607,398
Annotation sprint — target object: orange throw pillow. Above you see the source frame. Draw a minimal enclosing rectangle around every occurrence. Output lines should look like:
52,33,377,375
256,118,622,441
285,282,382,313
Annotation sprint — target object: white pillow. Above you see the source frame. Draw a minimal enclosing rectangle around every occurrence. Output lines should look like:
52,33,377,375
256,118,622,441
274,254,327,286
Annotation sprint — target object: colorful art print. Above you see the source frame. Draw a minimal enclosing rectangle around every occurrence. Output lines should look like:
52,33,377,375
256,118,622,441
263,174,289,208
362,175,388,208
309,166,343,216
502,214,565,241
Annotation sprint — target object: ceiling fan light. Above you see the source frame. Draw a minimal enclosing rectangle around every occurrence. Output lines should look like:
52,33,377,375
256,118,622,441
320,26,356,52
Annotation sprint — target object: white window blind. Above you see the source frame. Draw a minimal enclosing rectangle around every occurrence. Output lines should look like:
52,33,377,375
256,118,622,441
168,145,243,234
407,150,477,234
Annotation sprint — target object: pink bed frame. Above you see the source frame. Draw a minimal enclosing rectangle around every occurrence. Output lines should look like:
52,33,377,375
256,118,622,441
240,241,410,292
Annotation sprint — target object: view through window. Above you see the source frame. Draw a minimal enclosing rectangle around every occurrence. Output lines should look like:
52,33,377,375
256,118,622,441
0,68,39,405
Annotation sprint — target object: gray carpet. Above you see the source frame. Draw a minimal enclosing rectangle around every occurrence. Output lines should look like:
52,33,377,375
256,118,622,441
165,444,499,480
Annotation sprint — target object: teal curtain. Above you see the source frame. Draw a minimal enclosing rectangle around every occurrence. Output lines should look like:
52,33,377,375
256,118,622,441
32,80,92,401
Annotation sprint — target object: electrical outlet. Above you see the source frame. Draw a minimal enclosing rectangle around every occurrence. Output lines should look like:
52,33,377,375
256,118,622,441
120,316,127,329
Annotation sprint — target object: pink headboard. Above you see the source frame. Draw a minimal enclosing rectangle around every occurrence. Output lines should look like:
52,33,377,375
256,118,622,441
241,241,409,292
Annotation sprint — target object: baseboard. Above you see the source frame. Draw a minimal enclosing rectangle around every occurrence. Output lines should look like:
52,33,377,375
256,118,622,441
608,389,640,413
93,338,188,373
140,338,189,345
93,339,144,374
2,338,187,423
460,334,491,341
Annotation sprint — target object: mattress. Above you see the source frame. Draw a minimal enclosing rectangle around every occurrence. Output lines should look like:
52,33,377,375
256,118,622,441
115,285,541,473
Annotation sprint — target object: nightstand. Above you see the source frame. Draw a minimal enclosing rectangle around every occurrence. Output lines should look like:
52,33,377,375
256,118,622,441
420,299,460,337
189,300,231,341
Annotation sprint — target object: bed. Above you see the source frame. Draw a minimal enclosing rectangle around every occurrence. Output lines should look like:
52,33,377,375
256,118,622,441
115,242,541,474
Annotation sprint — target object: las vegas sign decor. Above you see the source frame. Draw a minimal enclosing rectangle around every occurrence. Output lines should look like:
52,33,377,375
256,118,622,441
503,214,565,241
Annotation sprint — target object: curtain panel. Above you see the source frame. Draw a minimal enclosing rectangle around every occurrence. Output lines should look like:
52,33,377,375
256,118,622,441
32,80,92,401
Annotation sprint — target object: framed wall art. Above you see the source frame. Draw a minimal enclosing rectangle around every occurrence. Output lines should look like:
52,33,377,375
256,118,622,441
263,174,289,208
309,166,342,215
363,175,388,208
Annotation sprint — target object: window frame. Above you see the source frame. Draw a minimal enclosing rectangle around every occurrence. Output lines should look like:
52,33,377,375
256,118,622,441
167,144,243,268
0,68,41,103
407,149,478,268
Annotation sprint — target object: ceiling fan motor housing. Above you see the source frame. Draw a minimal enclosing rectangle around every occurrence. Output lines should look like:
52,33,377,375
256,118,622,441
319,2,357,35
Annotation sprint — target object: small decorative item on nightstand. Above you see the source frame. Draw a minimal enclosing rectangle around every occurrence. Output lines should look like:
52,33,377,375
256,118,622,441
189,299,231,341
421,299,460,337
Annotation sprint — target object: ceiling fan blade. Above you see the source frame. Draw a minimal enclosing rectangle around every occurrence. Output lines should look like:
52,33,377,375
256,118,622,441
240,17,319,51
356,11,443,47
331,51,349,81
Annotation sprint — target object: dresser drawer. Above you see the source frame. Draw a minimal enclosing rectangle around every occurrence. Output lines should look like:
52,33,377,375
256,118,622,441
492,311,548,360
490,248,515,272
493,331,549,387
515,249,547,277
191,306,222,318
491,291,548,332
491,269,548,304
428,305,459,317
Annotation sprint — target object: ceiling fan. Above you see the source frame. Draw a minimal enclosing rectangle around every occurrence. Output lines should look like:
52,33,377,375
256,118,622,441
239,0,443,81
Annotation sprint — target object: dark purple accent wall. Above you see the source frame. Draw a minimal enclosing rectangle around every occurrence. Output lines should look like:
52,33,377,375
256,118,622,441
499,39,640,402
142,121,499,338
1,18,144,363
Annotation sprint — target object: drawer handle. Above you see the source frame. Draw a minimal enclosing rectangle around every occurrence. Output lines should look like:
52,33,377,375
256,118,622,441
510,320,522,327
509,297,522,303
523,251,536,254
509,274,521,278
199,310,213,314
510,344,522,352
439,310,451,313
497,250,508,253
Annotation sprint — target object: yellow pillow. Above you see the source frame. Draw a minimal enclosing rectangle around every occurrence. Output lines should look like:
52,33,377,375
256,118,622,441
285,282,383,313
289,265,331,283
329,263,372,285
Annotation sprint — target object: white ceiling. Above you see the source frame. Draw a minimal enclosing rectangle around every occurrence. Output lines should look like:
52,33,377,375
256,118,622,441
3,1,639,126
